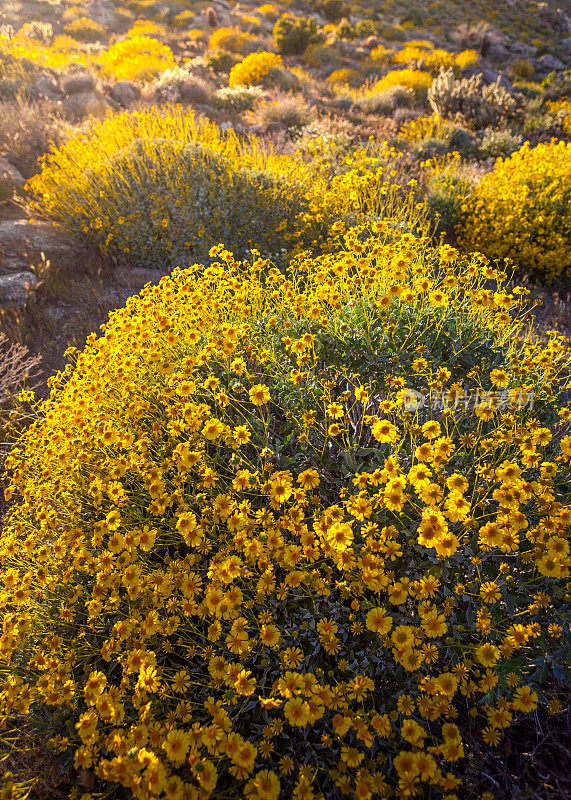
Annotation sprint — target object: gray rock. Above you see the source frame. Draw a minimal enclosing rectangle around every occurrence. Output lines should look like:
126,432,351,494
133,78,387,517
110,80,140,107
31,71,62,100
62,72,96,95
0,272,38,308
478,67,513,91
0,220,86,274
65,91,110,119
0,158,25,202
486,43,511,62
509,42,536,58
537,54,565,71
87,0,117,27
563,36,571,52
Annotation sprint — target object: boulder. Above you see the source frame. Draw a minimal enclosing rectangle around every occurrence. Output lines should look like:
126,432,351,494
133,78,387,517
31,71,62,100
0,158,26,202
486,43,511,62
0,272,38,309
0,220,87,274
478,67,513,91
65,91,110,119
509,42,537,58
110,80,141,107
62,72,96,95
537,54,566,71
87,0,117,27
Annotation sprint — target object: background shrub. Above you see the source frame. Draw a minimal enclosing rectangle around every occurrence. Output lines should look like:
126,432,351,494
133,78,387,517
229,51,283,88
208,26,257,56
97,35,175,81
273,13,322,56
1,229,569,800
459,139,571,280
63,16,106,42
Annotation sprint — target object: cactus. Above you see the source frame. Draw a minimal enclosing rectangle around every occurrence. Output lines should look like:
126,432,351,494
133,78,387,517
428,68,521,129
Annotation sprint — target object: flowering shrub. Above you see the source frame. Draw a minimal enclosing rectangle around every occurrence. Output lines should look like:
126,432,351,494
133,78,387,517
398,114,453,144
1,226,570,800
208,27,257,56
229,51,283,88
370,69,432,100
326,68,361,87
27,107,321,270
28,109,432,272
459,139,571,280
454,49,478,71
63,16,106,42
273,14,322,56
0,31,88,71
393,46,455,75
97,35,175,81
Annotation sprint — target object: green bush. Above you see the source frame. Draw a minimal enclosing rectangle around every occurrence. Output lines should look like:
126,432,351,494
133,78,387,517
273,13,322,56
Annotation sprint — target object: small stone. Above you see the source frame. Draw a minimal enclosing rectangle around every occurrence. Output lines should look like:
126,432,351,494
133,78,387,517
0,158,25,202
65,91,110,120
0,272,38,309
110,80,141,107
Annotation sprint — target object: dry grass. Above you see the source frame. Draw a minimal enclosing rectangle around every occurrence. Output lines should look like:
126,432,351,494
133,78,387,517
0,98,73,179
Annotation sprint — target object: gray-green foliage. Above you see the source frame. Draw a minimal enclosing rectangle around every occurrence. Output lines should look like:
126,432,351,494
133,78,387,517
428,68,522,129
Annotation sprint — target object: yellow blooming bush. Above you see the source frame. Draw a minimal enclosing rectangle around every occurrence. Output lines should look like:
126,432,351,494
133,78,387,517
0,31,88,71
370,69,432,100
97,35,176,81
459,139,571,281
0,225,570,800
326,68,361,87
454,50,478,71
27,107,324,270
27,109,431,271
393,46,455,75
229,51,283,88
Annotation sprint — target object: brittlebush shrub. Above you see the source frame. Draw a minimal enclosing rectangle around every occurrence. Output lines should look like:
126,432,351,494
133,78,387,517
97,35,175,81
229,51,283,88
27,107,327,270
370,69,432,101
459,139,571,281
1,226,570,800
28,108,432,270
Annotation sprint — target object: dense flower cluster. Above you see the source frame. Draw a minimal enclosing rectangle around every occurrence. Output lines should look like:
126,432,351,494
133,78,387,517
370,69,432,99
229,51,283,88
459,139,571,280
1,225,569,800
97,35,176,82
